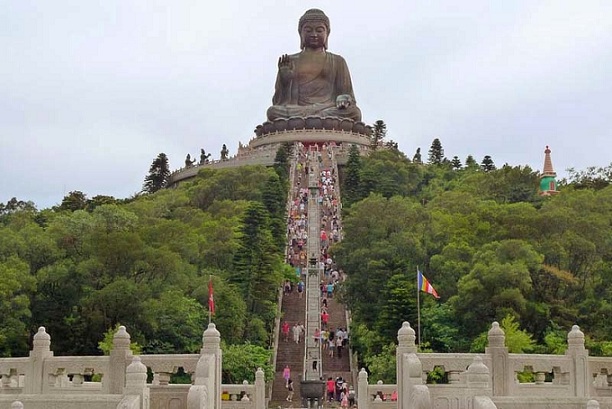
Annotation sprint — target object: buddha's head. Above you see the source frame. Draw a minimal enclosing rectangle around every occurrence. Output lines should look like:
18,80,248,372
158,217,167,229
299,9,330,50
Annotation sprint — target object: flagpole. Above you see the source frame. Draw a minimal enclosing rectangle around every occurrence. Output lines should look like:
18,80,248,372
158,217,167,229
208,274,212,325
417,267,421,348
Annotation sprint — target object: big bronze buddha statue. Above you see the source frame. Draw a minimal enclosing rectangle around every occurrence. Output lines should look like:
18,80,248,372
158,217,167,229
265,9,362,123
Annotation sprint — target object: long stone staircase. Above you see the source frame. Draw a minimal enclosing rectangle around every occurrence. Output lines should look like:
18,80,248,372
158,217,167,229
270,143,352,407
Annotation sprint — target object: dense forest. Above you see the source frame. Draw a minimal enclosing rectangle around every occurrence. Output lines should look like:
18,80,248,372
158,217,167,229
1,140,611,384
336,144,612,381
0,155,294,382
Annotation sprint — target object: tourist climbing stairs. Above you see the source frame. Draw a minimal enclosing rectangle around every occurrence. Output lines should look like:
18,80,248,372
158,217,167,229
271,143,353,407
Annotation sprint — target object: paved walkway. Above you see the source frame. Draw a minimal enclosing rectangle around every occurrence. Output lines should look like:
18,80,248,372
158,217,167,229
271,144,352,408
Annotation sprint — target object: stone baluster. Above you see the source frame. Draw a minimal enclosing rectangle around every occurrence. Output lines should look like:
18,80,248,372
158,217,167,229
152,372,171,386
254,368,265,409
357,368,368,409
485,322,508,396
534,372,546,384
566,325,589,397
72,374,84,386
25,327,53,394
125,356,149,409
105,326,132,394
447,370,462,384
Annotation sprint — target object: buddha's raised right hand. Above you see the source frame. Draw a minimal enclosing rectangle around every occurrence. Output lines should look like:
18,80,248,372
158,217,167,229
278,54,294,83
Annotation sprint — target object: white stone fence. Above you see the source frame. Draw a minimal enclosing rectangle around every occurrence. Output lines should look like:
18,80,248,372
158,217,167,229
356,321,612,409
0,324,265,409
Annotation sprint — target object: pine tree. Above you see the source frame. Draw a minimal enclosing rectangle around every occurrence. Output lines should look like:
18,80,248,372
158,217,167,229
342,144,362,206
465,155,479,170
451,156,462,170
142,153,170,193
370,120,387,150
427,138,445,165
273,142,292,182
481,155,496,172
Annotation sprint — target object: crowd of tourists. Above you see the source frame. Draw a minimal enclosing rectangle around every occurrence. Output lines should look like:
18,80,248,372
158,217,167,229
282,142,356,404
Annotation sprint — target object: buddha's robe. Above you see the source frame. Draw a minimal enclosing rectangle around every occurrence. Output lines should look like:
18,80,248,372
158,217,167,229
266,51,362,121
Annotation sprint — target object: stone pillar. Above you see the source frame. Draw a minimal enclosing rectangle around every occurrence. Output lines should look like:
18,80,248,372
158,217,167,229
396,322,417,409
105,326,133,394
357,368,369,409
566,325,589,397
188,323,222,409
401,353,430,409
485,322,509,396
25,327,53,394
125,356,149,409
254,367,265,409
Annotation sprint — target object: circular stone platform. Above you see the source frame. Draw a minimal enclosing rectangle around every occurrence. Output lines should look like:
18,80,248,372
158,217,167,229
247,128,371,149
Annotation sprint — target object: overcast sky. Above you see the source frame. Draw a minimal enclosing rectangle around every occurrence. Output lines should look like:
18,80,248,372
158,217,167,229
2,1,611,209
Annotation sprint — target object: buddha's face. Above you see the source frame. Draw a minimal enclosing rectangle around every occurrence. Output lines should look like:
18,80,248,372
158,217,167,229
300,21,328,50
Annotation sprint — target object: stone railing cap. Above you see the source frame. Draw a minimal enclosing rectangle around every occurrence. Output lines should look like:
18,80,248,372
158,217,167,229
126,356,147,374
33,326,51,341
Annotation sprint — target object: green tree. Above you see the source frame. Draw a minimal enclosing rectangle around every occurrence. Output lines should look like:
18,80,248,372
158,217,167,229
230,202,283,344
370,120,387,150
342,144,363,206
221,343,274,383
451,156,462,170
464,155,479,170
0,257,37,355
273,142,292,182
450,240,543,338
428,138,445,165
470,315,534,353
480,155,496,172
59,191,88,212
143,153,170,194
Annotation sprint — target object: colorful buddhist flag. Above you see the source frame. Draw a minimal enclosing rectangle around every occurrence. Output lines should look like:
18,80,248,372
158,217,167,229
208,277,215,315
417,269,440,299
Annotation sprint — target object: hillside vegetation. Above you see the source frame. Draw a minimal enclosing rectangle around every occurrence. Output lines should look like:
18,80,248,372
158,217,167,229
336,147,612,380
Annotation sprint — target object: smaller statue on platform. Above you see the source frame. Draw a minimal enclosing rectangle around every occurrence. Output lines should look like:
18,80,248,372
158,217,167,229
185,154,196,168
200,148,211,165
220,144,229,161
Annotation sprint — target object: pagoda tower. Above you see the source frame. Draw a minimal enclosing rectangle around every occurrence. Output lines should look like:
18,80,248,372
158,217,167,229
539,145,559,196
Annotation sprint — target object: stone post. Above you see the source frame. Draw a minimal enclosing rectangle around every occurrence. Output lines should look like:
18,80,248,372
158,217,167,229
105,326,133,394
396,322,417,409
357,368,369,409
587,400,600,409
254,367,265,409
566,325,589,397
485,322,508,396
188,323,222,409
125,356,149,409
11,401,24,409
25,327,53,394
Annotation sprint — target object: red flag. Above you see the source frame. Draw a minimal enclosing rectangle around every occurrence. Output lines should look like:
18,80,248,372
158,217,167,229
208,278,215,315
